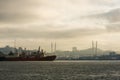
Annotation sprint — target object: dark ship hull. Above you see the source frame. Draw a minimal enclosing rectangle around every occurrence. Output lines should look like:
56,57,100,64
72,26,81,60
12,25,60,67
0,55,56,61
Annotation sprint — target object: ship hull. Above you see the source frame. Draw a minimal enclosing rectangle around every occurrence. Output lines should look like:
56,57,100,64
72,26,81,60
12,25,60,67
0,55,56,61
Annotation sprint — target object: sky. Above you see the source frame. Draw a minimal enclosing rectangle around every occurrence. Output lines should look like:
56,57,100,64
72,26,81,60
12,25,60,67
0,0,120,52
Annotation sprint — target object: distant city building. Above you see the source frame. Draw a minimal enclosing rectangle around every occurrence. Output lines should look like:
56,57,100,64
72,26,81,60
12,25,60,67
109,51,116,56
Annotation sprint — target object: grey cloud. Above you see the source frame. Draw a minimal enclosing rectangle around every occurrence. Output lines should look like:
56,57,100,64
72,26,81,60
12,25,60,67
99,8,120,32
84,8,120,32
99,8,120,22
90,0,119,7
106,23,120,32
0,27,104,39
0,0,42,23
86,8,120,22
0,13,39,23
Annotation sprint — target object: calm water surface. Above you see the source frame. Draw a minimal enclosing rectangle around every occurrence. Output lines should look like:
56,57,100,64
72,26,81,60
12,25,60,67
0,60,120,80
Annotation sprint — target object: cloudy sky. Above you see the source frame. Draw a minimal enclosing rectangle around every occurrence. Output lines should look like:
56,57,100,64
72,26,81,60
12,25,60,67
0,0,120,52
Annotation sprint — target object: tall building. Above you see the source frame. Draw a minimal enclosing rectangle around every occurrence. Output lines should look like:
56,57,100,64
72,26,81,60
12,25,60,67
72,47,77,52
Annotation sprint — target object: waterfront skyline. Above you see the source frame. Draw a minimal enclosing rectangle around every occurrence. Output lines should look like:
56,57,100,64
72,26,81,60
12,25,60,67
0,0,120,51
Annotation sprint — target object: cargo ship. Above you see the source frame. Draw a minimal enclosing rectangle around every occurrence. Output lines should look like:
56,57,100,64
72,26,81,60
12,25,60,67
0,46,56,61
0,55,56,61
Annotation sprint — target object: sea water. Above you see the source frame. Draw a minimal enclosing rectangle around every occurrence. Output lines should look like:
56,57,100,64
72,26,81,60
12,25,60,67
0,60,120,80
